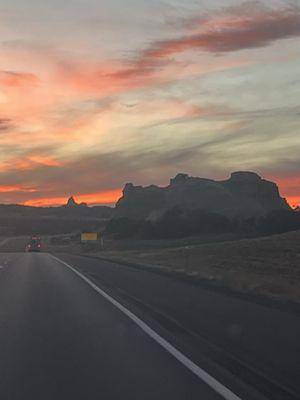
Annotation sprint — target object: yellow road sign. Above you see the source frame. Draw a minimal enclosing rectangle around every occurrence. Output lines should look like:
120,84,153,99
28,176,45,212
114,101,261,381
81,232,98,242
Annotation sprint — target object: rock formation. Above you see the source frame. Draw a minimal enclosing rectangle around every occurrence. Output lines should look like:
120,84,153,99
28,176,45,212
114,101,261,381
65,196,87,208
115,171,291,219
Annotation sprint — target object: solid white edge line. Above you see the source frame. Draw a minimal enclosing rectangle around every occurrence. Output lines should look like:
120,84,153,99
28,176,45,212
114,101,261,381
50,254,243,400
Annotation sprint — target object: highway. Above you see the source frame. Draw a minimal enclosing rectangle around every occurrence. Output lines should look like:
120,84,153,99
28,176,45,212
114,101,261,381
0,253,299,400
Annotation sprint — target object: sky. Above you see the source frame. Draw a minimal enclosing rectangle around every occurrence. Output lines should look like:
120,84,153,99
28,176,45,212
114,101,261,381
0,0,299,207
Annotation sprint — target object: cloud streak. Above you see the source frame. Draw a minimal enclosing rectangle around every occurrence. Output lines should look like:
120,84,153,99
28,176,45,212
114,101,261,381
107,3,300,81
144,5,300,57
0,118,12,131
0,71,39,88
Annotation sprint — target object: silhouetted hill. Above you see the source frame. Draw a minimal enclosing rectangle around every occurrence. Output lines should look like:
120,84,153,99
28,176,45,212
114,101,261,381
0,200,114,235
65,196,88,208
115,171,290,220
0,203,113,219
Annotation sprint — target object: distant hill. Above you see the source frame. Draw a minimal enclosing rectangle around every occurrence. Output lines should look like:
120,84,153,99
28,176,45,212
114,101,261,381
115,171,291,220
0,196,113,218
0,197,114,236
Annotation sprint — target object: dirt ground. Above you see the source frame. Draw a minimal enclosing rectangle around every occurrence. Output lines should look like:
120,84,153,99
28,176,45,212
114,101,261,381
97,230,300,304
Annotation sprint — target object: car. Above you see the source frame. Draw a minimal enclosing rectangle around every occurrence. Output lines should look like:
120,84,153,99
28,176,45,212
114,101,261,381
26,236,42,252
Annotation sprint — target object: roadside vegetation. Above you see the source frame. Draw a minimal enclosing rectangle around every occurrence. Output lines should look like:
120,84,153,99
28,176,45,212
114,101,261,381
98,229,300,305
105,207,300,239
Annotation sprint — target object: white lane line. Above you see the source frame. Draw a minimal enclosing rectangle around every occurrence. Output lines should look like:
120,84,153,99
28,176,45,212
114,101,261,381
50,254,242,400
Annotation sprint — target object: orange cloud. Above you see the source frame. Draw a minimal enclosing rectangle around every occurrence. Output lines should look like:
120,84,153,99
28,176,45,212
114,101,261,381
23,189,122,207
27,155,62,167
0,154,62,173
0,71,39,88
0,185,37,193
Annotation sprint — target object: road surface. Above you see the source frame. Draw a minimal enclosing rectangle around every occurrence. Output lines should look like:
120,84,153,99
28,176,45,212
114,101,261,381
0,252,299,400
0,252,238,400
59,253,300,400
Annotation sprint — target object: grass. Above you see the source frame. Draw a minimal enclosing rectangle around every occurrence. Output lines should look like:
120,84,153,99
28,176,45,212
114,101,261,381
98,230,300,304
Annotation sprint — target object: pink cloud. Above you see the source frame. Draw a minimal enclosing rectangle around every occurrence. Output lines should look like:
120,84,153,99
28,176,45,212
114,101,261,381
0,71,39,88
142,5,300,59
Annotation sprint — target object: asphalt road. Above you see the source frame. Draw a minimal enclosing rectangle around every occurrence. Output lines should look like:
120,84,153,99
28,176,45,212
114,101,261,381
0,252,234,400
0,252,299,400
58,253,300,400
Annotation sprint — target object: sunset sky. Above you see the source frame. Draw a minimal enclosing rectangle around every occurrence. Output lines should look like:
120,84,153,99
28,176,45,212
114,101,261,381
0,0,299,207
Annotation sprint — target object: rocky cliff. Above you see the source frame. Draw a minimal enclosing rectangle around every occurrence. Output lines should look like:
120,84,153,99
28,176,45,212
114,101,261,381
115,172,291,219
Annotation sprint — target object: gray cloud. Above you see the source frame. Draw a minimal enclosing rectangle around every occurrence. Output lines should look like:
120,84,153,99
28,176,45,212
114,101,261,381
145,4,300,56
0,145,205,202
108,3,300,81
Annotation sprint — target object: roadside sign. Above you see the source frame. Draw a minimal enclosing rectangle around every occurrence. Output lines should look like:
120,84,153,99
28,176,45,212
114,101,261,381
81,232,98,242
